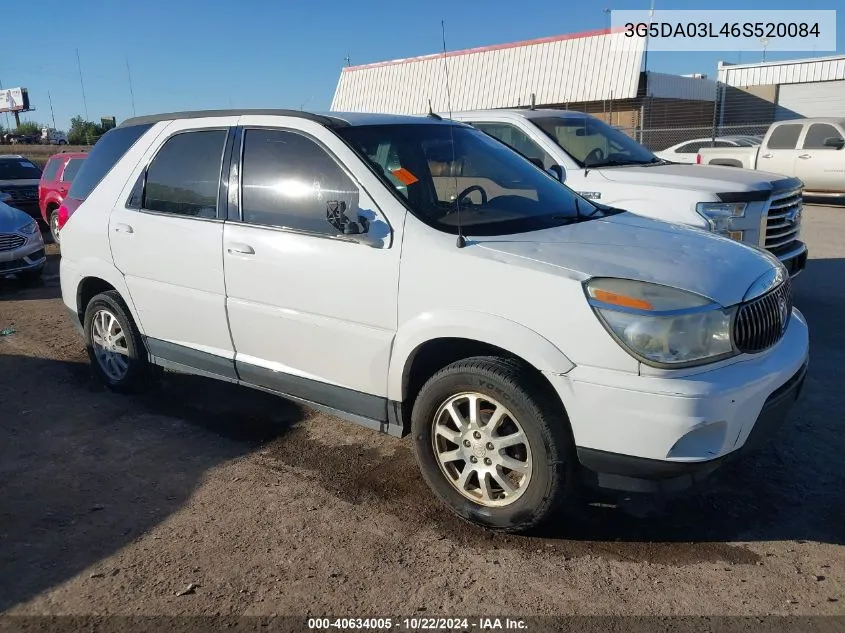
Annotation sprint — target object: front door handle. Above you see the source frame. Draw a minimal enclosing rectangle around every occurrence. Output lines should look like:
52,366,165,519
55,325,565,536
226,242,255,255
798,154,811,159
113,223,134,234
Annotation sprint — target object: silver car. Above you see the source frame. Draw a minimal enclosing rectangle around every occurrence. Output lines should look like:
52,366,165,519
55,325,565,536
0,193,46,281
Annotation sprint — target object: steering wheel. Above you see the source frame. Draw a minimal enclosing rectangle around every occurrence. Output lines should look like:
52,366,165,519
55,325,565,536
584,147,605,165
455,184,488,206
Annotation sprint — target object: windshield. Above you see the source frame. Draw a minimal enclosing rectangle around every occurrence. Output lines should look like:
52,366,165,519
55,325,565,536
0,158,42,180
531,116,659,168
337,123,604,236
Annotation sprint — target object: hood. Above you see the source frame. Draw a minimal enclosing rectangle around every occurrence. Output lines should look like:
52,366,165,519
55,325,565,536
0,200,33,230
596,163,794,196
472,212,779,307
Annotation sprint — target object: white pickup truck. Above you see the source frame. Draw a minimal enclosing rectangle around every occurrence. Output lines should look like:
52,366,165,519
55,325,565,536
698,117,845,200
446,109,808,277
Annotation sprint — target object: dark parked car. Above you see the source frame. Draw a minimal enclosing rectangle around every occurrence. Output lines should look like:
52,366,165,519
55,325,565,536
0,155,42,221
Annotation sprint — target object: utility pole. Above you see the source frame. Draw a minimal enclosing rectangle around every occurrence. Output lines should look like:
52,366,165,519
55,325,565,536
344,54,351,67
604,7,611,31
48,91,56,128
0,78,11,130
643,0,655,74
76,48,89,121
126,56,136,117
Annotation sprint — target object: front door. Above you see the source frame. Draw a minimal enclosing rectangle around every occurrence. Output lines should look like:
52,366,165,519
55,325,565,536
109,117,238,376
222,118,401,420
794,122,845,192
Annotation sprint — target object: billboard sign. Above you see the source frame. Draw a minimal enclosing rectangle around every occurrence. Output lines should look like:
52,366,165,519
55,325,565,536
0,87,30,113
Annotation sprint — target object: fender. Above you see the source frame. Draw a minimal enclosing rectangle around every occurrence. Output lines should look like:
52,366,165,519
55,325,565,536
69,256,146,335
387,310,575,401
41,192,63,223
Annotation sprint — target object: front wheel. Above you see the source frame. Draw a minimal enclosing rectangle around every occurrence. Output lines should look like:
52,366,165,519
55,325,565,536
83,291,154,393
411,356,575,532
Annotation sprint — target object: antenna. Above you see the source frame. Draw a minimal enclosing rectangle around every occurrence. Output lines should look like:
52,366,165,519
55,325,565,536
126,56,137,117
48,91,57,129
441,20,465,248
76,48,89,121
427,99,442,120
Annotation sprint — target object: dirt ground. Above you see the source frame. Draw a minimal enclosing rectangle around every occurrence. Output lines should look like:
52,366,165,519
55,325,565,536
0,206,843,619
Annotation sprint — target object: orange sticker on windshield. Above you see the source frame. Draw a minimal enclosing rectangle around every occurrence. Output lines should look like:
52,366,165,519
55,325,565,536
390,167,419,185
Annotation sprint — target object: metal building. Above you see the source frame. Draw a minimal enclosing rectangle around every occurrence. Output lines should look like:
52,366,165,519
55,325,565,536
717,54,845,122
331,28,718,133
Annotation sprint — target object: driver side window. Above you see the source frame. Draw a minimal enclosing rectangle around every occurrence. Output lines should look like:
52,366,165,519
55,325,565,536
471,122,555,169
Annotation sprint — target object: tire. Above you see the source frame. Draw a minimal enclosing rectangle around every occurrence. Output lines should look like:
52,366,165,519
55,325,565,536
83,290,154,393
16,266,43,285
49,209,61,244
411,356,575,532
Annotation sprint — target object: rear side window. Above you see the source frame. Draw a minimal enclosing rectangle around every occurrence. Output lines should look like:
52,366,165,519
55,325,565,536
471,122,555,168
240,128,359,234
61,158,84,183
42,158,63,182
143,130,227,219
68,123,152,200
766,124,802,150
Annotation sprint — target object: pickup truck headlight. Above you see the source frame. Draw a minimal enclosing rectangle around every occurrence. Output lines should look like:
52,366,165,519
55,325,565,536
696,202,746,240
585,278,737,367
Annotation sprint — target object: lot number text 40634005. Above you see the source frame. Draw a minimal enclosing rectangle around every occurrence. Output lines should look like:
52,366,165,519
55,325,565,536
307,617,529,630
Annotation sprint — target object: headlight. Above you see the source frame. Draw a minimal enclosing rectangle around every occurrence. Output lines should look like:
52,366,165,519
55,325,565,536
585,278,736,367
0,191,11,203
696,202,746,240
18,219,40,236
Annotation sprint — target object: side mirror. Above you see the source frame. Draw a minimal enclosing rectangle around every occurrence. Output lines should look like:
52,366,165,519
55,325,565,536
823,136,845,149
547,164,565,183
326,200,369,234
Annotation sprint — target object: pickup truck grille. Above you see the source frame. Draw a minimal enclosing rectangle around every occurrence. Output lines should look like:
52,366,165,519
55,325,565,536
734,277,793,354
0,233,26,251
3,186,38,202
764,187,803,255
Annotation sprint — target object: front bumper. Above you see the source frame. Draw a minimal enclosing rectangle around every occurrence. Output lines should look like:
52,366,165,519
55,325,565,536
577,361,807,492
546,308,809,493
0,238,46,275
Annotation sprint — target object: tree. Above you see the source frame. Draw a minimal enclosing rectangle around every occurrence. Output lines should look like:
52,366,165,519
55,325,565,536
68,115,107,145
13,121,46,136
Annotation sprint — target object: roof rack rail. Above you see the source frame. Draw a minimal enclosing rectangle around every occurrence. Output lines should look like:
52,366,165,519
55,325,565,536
118,109,349,129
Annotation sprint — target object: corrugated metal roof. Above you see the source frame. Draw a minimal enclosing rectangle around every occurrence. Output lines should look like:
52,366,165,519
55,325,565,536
717,54,845,87
646,71,717,101
331,28,645,114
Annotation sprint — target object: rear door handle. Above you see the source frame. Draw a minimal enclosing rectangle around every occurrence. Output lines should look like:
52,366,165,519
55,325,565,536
761,153,773,159
226,242,255,255
798,154,811,159
113,223,134,234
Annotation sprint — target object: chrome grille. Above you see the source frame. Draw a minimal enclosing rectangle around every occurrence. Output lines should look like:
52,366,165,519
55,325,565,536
734,278,793,354
0,233,26,251
764,187,803,254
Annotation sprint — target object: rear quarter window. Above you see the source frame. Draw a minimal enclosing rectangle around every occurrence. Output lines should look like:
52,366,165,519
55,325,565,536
60,158,85,183
67,123,152,201
41,158,63,182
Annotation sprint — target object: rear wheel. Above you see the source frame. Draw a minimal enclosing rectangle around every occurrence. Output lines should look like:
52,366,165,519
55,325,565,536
411,356,575,532
49,209,61,244
83,291,154,393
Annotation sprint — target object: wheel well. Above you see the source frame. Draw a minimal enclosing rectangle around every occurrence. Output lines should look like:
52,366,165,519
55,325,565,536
46,201,59,212
402,337,567,423
77,277,116,322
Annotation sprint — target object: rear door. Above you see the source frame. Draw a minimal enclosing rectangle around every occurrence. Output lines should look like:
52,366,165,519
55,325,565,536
795,122,845,192
758,123,804,177
109,117,239,375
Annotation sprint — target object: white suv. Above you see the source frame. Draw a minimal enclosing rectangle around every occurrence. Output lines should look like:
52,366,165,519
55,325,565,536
60,109,809,531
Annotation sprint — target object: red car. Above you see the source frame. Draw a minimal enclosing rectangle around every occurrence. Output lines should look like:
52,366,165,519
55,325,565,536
39,151,87,243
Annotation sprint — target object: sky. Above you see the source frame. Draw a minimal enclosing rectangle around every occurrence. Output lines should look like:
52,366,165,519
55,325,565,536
2,0,842,132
